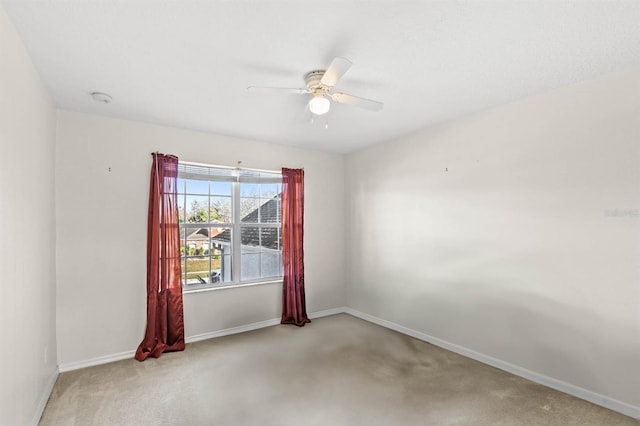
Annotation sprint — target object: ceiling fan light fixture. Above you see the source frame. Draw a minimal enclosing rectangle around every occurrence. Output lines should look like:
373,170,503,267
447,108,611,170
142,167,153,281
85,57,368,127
248,57,383,116
309,94,330,115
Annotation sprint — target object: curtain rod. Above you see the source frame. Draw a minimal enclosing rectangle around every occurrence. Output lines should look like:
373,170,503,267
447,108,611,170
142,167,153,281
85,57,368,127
178,159,281,175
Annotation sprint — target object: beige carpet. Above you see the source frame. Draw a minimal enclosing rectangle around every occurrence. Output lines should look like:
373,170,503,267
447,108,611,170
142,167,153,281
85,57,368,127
40,314,637,425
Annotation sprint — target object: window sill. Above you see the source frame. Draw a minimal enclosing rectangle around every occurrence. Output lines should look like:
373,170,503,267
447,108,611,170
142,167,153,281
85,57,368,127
182,279,283,294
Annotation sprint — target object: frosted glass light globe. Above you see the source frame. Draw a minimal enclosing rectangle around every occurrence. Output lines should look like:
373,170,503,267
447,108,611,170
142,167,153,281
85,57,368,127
309,95,330,115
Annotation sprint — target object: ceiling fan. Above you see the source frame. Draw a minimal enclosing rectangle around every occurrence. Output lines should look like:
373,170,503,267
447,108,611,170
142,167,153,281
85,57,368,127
247,57,383,116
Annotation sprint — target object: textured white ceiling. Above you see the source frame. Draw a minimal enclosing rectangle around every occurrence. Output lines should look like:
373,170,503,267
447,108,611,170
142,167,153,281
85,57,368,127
3,0,640,153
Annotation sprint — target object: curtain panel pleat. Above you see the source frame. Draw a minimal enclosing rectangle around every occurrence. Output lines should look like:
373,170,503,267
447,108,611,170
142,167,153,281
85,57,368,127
135,153,185,361
280,168,310,326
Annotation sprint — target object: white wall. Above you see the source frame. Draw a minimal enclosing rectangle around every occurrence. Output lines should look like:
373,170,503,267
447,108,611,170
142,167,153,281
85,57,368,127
345,66,640,408
0,4,58,425
55,111,345,365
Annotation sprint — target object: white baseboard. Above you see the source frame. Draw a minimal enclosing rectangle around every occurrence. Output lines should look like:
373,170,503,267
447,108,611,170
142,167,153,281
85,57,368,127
186,306,345,343
185,317,282,343
58,349,136,373
308,306,346,319
58,307,347,372
344,307,640,420
32,367,59,426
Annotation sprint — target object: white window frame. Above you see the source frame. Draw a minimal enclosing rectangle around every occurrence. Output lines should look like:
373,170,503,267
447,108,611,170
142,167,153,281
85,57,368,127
178,161,283,292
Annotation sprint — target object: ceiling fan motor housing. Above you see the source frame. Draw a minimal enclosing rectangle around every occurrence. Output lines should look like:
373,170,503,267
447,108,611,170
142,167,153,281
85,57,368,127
305,70,330,96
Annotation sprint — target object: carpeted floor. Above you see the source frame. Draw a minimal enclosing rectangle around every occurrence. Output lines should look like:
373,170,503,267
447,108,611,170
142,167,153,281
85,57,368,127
40,314,638,425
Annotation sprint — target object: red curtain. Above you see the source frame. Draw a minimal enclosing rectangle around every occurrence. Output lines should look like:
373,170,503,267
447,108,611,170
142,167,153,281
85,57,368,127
281,168,310,326
135,153,185,361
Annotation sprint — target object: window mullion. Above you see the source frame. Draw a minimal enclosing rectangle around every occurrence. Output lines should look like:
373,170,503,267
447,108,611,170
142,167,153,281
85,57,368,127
208,181,212,284
181,190,187,285
232,178,241,284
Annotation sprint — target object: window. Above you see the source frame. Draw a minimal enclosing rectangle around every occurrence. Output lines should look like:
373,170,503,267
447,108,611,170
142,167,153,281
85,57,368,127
177,163,283,290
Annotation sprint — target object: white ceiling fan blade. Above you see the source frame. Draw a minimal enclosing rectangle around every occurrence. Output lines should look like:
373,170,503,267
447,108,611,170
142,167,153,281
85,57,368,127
246,86,308,94
320,57,352,87
331,92,384,112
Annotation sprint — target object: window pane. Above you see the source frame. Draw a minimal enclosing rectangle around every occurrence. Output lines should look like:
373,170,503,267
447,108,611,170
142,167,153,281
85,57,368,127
259,199,280,223
210,227,232,255
182,227,232,287
210,181,231,196
240,197,259,222
210,196,232,223
261,183,280,198
240,227,281,250
178,194,186,223
181,256,186,283
186,229,209,256
240,253,260,281
220,254,232,283
185,195,209,223
185,178,209,195
177,178,186,193
240,227,261,252
180,230,187,256
260,227,280,250
184,256,209,286
210,228,232,284
261,253,281,279
240,183,259,197
208,254,223,284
